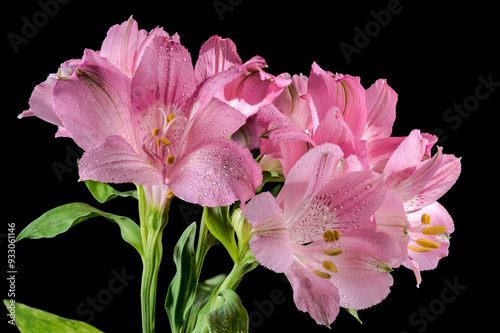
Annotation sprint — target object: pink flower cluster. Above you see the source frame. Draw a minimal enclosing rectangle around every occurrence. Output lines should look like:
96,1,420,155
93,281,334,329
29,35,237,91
244,63,461,326
21,18,461,328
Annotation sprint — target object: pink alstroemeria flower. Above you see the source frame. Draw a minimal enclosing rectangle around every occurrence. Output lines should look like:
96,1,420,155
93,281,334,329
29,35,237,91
372,129,461,284
19,17,169,136
20,19,263,207
195,35,291,118
193,35,291,150
244,144,401,327
258,62,398,176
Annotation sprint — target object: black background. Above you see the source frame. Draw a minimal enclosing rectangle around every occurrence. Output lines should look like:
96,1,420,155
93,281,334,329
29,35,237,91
3,0,497,332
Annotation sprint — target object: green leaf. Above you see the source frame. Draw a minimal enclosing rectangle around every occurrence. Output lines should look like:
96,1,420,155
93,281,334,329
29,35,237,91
344,308,363,324
203,207,239,263
85,180,137,203
184,274,226,333
165,222,199,333
205,289,248,333
256,170,284,194
3,300,104,333
16,202,143,256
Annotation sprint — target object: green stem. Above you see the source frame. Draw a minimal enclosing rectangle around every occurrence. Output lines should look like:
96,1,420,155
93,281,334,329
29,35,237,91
137,185,171,333
140,229,163,333
206,252,258,316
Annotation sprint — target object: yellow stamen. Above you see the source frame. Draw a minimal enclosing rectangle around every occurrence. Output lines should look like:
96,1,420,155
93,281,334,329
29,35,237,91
323,230,340,243
323,249,343,256
421,213,431,225
312,270,332,279
322,260,338,273
416,239,440,249
167,155,175,164
166,190,175,199
422,226,447,235
156,138,161,148
408,246,432,253
167,114,176,124
161,138,171,146
152,128,160,137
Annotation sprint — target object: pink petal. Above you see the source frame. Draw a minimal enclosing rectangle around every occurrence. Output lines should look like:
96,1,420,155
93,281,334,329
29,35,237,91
367,136,406,173
100,17,148,77
257,104,315,147
182,97,247,151
394,147,444,213
231,114,265,150
405,154,461,212
328,229,400,309
406,202,454,272
273,73,314,132
53,50,137,151
284,259,340,327
221,68,291,117
288,170,386,244
20,73,62,126
188,65,246,120
363,79,398,141
308,62,367,139
244,192,293,273
280,143,344,221
20,59,80,127
194,35,242,83
131,36,197,126
374,189,410,267
167,138,262,207
256,104,316,176
383,129,427,182
79,135,163,185
100,18,171,78
312,107,366,164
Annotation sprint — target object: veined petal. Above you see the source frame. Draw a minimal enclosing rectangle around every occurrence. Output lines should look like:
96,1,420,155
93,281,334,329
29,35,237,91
367,136,406,173
328,229,400,309
194,35,242,83
363,78,397,141
221,68,291,117
20,59,81,127
273,73,313,132
405,154,461,212
383,129,426,182
281,144,344,221
182,97,247,151
257,104,315,147
167,138,262,207
79,135,163,185
308,62,367,139
374,189,410,267
284,259,340,327
395,147,444,213
406,202,454,272
100,17,148,77
132,36,196,128
288,170,386,244
53,50,136,151
244,192,293,273
20,73,62,126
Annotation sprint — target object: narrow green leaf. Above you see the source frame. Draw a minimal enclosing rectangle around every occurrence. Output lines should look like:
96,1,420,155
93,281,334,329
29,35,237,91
344,308,363,324
85,180,137,203
184,274,227,333
203,207,238,263
3,300,104,333
16,202,143,255
256,170,284,194
165,222,198,333
205,289,248,333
